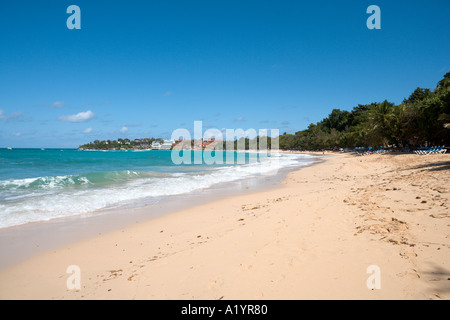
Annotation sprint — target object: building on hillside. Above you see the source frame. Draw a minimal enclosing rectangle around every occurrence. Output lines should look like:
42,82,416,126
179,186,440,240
134,140,149,149
151,141,162,150
172,140,191,150
134,139,149,149
160,140,175,150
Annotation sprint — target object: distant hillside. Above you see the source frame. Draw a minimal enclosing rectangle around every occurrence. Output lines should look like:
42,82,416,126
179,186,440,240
79,138,163,150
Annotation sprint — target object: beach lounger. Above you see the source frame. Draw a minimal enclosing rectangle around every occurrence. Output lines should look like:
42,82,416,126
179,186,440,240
417,146,435,155
418,146,447,155
431,146,447,155
414,146,439,155
414,147,428,155
425,146,440,155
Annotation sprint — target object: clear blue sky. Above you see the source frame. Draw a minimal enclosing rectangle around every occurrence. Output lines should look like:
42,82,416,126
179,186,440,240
1,0,449,148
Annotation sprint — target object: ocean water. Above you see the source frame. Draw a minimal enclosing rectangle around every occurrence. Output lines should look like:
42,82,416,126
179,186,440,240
0,149,316,228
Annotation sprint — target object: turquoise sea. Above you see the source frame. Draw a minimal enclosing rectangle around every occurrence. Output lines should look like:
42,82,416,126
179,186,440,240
0,148,315,228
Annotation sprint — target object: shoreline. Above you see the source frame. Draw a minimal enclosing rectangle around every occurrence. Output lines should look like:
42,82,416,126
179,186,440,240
0,153,448,299
0,154,321,270
0,149,315,230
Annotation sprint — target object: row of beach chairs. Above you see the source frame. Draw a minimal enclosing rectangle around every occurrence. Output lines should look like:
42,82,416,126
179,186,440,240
355,149,389,156
414,146,447,155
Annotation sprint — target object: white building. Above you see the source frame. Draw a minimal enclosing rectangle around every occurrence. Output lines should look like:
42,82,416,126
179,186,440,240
160,140,175,150
151,141,162,150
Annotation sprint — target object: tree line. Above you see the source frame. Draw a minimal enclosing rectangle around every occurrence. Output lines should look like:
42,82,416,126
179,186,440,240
277,72,449,150
79,138,164,150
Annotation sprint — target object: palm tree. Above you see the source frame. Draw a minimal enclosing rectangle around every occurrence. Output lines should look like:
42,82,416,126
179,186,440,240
369,100,395,146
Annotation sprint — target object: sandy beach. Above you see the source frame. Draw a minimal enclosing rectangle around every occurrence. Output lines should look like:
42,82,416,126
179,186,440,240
0,152,448,300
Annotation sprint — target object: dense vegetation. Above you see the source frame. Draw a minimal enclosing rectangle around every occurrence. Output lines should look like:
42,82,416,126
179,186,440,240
79,138,164,150
277,72,449,150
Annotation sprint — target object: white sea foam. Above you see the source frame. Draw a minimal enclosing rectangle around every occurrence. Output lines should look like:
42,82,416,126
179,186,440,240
0,153,316,228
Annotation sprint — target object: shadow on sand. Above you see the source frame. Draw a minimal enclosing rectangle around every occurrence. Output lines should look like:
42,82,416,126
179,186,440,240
408,161,450,172
422,263,450,297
